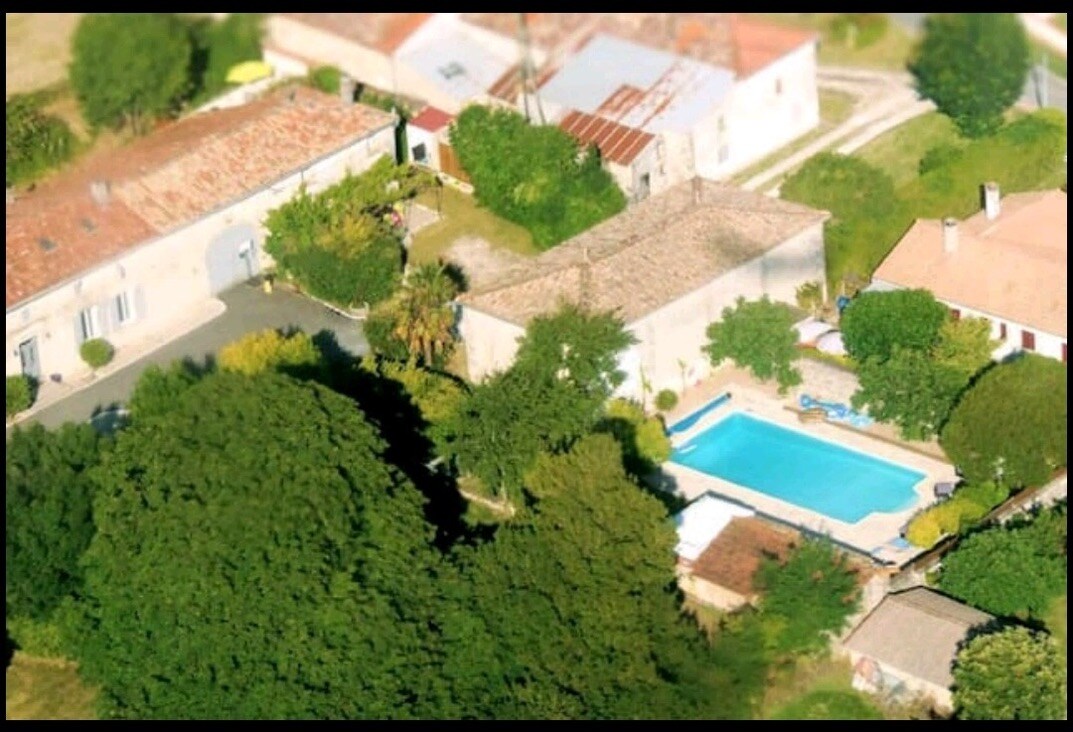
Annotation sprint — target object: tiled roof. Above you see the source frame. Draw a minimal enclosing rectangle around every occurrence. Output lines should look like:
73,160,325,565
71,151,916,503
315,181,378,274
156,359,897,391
842,588,993,689
409,105,454,133
689,516,800,595
558,110,655,165
277,13,432,54
461,13,816,77
458,177,829,325
6,87,395,309
872,189,1067,338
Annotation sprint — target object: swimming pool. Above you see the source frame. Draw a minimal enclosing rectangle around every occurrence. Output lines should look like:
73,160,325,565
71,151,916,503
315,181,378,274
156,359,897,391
666,392,732,435
671,412,924,524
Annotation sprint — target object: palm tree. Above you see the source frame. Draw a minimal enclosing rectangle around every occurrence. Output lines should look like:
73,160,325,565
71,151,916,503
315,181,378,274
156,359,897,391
392,262,459,366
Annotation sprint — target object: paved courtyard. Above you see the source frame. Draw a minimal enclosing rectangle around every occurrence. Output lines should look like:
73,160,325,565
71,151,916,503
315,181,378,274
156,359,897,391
9,282,368,432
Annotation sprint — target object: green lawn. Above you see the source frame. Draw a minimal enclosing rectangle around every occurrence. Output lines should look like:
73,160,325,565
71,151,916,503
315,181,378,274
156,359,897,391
854,113,966,188
760,655,892,720
759,14,916,71
6,653,97,720
772,689,884,720
408,186,539,266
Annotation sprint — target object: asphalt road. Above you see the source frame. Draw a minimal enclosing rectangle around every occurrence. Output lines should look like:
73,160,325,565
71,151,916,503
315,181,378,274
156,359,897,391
13,282,369,431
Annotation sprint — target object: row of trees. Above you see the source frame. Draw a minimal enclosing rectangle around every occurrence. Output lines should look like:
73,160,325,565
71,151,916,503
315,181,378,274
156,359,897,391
449,105,627,249
69,13,265,134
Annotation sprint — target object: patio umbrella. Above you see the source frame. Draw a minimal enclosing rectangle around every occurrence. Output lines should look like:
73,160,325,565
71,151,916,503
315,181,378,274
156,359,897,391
225,60,273,85
816,330,847,356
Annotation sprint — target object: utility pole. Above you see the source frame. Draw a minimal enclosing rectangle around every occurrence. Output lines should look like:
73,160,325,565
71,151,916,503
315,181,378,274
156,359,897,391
517,13,546,124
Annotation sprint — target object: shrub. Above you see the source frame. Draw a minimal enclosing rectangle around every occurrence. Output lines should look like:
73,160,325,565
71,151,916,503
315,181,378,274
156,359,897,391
829,14,889,49
6,94,77,186
6,375,35,417
940,353,1066,488
307,65,342,95
598,398,672,476
80,338,114,369
905,510,944,548
6,616,69,659
654,389,678,412
956,480,1008,511
218,329,321,377
840,289,948,363
449,105,626,249
795,280,825,317
364,303,411,361
918,142,965,175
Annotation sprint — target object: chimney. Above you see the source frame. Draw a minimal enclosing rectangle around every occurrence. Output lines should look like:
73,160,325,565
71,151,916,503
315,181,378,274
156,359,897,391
692,177,703,205
89,179,111,206
942,218,959,254
339,74,356,105
983,181,1000,220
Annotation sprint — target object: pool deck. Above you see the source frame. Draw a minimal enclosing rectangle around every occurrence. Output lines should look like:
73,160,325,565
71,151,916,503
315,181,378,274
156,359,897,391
662,384,958,567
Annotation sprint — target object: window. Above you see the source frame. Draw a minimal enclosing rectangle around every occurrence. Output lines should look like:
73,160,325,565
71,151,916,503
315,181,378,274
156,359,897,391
78,305,100,341
999,322,1007,339
949,308,960,320
775,77,783,96
411,143,428,164
238,239,253,258
438,62,465,79
1022,329,1036,351
115,291,135,326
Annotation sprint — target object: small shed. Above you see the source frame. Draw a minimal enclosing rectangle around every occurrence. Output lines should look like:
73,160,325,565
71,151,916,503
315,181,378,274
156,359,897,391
406,106,459,178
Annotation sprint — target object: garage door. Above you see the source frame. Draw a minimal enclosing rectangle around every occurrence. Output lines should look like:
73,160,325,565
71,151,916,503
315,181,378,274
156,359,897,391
206,225,260,295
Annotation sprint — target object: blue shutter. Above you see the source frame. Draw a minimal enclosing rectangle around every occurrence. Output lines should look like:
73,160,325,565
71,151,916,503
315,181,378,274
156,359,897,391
133,286,148,320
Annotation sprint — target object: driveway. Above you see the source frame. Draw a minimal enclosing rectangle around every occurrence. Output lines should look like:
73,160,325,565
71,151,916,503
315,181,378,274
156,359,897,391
11,283,368,432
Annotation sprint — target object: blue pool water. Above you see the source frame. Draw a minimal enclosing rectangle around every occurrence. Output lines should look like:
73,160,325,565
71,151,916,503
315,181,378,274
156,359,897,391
666,392,732,435
671,412,923,524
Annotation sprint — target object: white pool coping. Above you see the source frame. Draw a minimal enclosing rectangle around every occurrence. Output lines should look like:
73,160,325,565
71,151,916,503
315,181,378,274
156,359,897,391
663,386,958,567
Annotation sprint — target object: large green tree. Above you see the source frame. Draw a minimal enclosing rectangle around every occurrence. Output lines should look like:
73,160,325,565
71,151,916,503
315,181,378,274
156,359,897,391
704,296,801,393
446,305,634,498
442,434,764,719
6,423,106,622
940,353,1066,488
952,626,1067,720
938,503,1067,618
755,538,861,656
839,289,949,363
66,372,447,719
69,13,193,133
909,14,1031,138
449,105,626,248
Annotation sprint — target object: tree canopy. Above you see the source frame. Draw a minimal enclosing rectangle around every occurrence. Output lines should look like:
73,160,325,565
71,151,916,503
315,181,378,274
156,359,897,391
952,625,1067,720
217,328,321,378
755,539,861,656
704,296,801,394
909,14,1031,138
938,502,1067,618
449,105,627,249
66,371,447,719
940,354,1066,488
839,289,948,363
6,93,76,186
6,423,106,621
442,434,761,719
70,13,193,133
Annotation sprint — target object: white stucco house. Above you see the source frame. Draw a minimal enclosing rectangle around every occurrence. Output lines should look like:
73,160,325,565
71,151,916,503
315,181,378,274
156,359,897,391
869,185,1067,363
456,177,829,399
6,86,397,384
470,13,820,201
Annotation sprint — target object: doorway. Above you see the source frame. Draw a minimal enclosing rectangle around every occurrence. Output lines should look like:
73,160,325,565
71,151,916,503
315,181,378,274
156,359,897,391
18,337,40,380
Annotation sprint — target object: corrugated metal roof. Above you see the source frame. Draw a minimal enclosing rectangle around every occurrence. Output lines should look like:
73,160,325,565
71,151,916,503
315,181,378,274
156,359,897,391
559,109,654,165
538,33,734,133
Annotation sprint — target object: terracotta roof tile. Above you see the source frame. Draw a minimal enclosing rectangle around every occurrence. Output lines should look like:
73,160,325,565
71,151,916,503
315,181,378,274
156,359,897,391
409,105,454,133
6,87,395,308
872,190,1067,338
689,516,800,595
459,177,829,325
